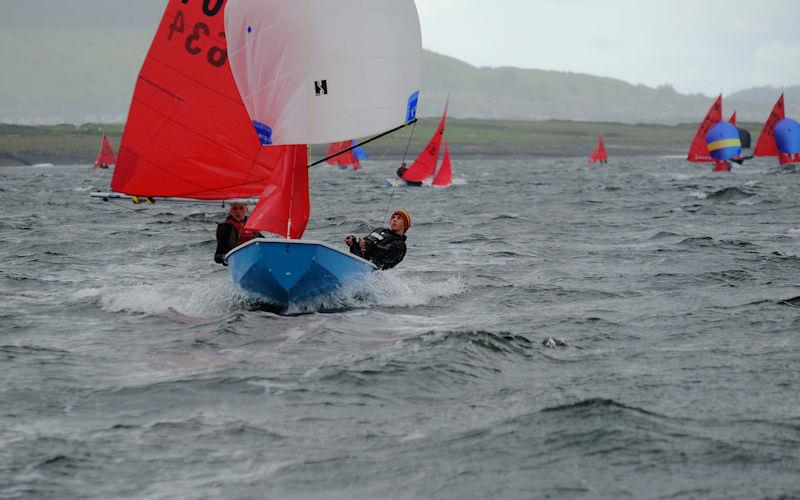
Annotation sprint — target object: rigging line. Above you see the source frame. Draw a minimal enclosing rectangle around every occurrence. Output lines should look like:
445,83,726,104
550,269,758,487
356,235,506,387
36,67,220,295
375,140,393,162
307,119,418,169
382,120,417,226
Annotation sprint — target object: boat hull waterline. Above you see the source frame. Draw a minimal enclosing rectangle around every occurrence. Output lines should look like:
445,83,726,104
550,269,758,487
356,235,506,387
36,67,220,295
226,239,377,308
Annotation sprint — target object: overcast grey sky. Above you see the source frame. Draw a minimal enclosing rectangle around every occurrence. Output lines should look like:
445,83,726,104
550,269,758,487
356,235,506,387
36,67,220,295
3,0,799,97
417,0,800,95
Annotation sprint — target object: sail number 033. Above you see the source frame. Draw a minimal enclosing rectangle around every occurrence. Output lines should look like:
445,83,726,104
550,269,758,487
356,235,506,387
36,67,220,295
167,1,227,67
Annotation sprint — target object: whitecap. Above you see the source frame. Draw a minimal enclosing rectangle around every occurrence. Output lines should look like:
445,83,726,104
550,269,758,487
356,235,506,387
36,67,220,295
98,278,237,318
284,272,468,314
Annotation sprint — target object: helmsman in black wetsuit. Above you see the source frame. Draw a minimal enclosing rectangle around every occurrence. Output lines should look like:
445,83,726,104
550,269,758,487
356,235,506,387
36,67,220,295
214,203,258,265
344,210,411,270
397,163,422,187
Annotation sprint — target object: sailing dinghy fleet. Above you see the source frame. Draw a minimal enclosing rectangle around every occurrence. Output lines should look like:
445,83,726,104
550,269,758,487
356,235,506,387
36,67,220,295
588,135,607,164
394,103,454,187
93,134,115,170
687,93,799,172
88,0,798,310
325,140,368,170
92,0,422,310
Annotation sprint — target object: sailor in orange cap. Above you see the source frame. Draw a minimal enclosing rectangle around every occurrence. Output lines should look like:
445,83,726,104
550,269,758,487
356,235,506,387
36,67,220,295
344,209,411,269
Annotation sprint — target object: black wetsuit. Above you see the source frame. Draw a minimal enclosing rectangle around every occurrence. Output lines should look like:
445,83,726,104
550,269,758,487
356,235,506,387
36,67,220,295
348,227,407,270
397,166,422,187
214,215,254,264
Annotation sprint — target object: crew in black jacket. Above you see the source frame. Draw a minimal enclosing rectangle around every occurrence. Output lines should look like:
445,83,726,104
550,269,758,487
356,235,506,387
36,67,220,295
214,203,258,265
345,210,411,269
396,163,422,187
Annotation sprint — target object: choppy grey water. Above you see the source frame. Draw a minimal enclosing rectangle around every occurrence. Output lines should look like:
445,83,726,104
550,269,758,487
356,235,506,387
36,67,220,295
2,158,800,499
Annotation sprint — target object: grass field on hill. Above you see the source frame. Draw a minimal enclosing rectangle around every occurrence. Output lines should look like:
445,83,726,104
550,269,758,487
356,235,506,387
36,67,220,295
0,119,762,166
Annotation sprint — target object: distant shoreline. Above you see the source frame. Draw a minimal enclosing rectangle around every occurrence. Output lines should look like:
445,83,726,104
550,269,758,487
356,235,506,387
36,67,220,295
0,147,686,167
0,118,758,167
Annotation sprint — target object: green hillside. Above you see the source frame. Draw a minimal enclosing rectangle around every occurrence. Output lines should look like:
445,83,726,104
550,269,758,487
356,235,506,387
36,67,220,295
419,51,773,124
0,28,152,122
0,118,765,166
1,24,794,125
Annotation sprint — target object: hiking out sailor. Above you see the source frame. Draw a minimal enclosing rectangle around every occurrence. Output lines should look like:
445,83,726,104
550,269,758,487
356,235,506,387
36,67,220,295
396,162,422,187
344,210,411,270
214,203,258,265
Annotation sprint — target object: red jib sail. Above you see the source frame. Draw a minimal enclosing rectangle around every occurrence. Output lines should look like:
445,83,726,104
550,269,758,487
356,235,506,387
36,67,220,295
754,94,785,157
432,141,452,186
325,141,360,170
93,134,116,168
402,104,447,182
728,111,737,125
588,135,607,163
245,146,310,239
688,95,722,163
110,0,297,200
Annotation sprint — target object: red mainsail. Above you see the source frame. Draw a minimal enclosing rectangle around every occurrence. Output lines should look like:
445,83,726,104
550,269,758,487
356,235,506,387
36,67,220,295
687,95,722,163
432,142,452,187
93,134,116,169
588,135,607,163
754,94,785,158
728,111,737,126
401,104,447,183
325,141,360,170
110,0,297,200
245,146,310,239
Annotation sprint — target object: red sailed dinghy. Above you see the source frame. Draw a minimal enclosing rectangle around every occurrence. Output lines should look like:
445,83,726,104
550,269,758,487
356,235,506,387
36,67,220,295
325,140,361,170
93,134,116,170
588,135,607,164
753,94,800,166
395,102,454,187
688,95,731,172
754,94,785,160
93,0,423,310
400,103,446,184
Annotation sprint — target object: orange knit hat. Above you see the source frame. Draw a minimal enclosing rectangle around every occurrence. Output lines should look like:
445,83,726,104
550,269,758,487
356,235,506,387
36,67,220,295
392,209,412,230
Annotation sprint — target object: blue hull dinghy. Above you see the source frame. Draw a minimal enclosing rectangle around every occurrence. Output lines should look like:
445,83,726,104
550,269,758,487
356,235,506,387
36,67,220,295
226,239,377,308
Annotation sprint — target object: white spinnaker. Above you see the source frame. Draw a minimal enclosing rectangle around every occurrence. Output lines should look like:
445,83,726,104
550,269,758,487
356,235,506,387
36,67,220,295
225,0,421,146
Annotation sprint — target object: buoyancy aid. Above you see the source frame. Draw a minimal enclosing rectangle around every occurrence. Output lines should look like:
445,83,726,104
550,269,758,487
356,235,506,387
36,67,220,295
226,216,257,245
